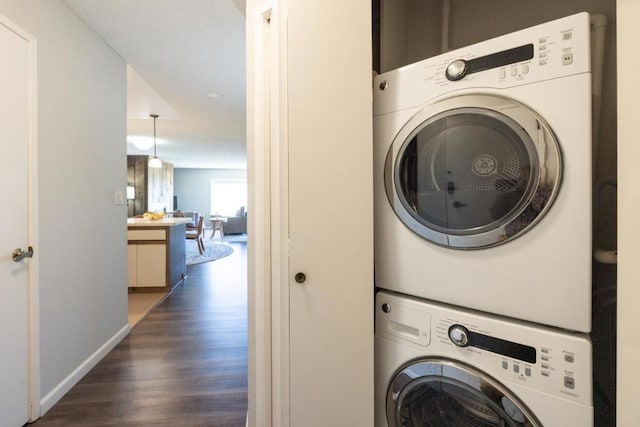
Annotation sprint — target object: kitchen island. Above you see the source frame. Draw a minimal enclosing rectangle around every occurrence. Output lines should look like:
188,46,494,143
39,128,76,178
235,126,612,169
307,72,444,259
127,217,191,292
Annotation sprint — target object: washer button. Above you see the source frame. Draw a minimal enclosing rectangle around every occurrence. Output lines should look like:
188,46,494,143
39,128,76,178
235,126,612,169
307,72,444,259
525,367,531,377
513,364,520,374
522,64,529,74
562,53,574,65
510,68,517,77
564,354,575,363
499,69,506,79
502,361,508,370
564,376,575,389
448,325,470,347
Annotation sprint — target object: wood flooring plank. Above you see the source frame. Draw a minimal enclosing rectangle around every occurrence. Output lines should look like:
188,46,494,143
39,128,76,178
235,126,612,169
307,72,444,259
30,243,248,427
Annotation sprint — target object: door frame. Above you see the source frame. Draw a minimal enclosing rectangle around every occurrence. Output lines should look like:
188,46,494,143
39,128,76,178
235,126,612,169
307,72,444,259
0,13,40,422
247,1,287,426
246,0,278,427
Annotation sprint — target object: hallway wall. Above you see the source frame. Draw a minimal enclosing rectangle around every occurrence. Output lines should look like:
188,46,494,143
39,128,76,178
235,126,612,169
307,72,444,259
0,0,128,411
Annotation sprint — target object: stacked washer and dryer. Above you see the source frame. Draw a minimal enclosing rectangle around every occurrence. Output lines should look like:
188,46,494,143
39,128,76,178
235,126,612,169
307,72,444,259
374,13,594,426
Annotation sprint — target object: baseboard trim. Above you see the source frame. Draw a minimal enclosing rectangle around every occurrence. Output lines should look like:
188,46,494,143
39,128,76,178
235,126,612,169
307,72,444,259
39,324,131,415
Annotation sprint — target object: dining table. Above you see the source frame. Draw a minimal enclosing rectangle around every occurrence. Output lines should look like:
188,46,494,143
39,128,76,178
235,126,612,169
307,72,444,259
209,216,227,238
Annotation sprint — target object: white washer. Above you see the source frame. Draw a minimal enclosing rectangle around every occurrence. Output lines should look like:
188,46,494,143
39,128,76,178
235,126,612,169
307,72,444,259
373,13,592,332
375,291,593,426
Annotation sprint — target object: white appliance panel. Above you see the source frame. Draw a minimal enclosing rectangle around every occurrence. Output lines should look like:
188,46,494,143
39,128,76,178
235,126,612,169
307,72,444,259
375,291,593,427
373,12,592,332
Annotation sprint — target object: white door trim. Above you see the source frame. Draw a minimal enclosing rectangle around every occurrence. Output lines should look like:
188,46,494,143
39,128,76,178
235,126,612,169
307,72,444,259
247,2,279,426
0,13,40,422
248,0,291,425
617,0,640,424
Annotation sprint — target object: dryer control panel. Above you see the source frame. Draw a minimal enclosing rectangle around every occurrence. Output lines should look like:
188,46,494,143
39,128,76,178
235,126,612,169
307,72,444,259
374,12,591,116
376,291,592,405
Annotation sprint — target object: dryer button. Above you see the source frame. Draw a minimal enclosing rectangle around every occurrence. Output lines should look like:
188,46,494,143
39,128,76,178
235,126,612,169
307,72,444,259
445,60,467,81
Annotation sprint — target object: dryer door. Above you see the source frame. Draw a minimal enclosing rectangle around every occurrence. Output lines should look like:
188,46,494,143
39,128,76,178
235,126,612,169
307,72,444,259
385,94,561,249
387,358,541,427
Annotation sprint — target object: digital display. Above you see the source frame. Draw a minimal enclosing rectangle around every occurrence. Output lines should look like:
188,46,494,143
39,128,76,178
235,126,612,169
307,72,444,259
466,44,534,75
469,330,536,363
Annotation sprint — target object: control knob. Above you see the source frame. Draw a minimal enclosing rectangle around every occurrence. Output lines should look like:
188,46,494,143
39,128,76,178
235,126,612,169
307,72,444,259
448,324,470,347
445,59,468,81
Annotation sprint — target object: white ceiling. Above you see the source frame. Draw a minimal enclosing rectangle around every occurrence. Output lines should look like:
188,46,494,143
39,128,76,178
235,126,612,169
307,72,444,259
64,0,247,169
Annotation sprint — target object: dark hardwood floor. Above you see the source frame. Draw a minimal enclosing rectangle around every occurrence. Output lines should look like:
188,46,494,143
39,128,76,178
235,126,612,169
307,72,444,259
31,242,248,427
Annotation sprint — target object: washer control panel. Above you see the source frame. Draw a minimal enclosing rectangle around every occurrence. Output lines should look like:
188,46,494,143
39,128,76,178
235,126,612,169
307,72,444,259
376,291,592,405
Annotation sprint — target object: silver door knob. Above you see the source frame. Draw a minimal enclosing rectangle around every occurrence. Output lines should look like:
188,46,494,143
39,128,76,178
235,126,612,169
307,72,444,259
12,246,33,262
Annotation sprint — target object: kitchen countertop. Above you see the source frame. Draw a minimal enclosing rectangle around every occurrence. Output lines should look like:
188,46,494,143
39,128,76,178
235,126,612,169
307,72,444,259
127,217,192,227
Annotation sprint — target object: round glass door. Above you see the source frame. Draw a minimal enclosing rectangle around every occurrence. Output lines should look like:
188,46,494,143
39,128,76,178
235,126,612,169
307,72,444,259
387,358,541,427
385,94,561,249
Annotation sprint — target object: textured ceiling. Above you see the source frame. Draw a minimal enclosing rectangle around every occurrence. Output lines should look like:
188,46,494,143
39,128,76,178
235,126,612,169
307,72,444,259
64,0,247,169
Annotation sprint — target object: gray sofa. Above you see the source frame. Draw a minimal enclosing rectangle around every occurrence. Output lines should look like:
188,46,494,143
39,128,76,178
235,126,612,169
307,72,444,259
223,215,247,235
222,207,247,235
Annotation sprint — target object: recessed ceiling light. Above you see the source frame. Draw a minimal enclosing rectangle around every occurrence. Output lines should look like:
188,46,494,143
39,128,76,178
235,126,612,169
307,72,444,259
207,92,220,99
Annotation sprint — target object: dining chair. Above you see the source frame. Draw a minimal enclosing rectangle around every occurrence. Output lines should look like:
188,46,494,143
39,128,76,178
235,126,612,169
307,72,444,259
186,216,205,255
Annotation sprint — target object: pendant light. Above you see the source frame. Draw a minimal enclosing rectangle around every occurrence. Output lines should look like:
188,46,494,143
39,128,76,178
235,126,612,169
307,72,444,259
148,113,162,168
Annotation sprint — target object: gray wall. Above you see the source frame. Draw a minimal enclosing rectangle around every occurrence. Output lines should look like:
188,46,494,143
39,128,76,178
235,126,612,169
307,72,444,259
0,0,128,400
174,168,247,226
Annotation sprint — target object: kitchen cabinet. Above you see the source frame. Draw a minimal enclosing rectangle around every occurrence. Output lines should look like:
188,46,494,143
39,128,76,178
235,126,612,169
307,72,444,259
127,241,166,287
127,218,189,292
127,155,174,217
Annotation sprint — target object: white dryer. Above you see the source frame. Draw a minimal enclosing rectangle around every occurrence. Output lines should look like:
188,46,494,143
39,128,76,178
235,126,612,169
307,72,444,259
375,291,593,426
373,13,592,332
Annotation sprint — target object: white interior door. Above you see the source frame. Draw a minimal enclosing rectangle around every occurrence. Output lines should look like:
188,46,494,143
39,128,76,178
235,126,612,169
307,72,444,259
0,21,32,426
287,0,374,425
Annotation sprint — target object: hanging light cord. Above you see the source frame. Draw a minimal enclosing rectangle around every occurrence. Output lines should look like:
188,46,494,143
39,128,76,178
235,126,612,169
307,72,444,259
151,113,159,157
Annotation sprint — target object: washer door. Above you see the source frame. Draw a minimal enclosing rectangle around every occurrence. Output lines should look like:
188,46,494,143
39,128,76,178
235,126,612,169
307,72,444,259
385,94,561,249
387,358,541,427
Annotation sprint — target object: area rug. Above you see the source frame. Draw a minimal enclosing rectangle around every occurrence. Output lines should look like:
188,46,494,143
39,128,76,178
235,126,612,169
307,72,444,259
208,233,247,243
186,239,234,266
